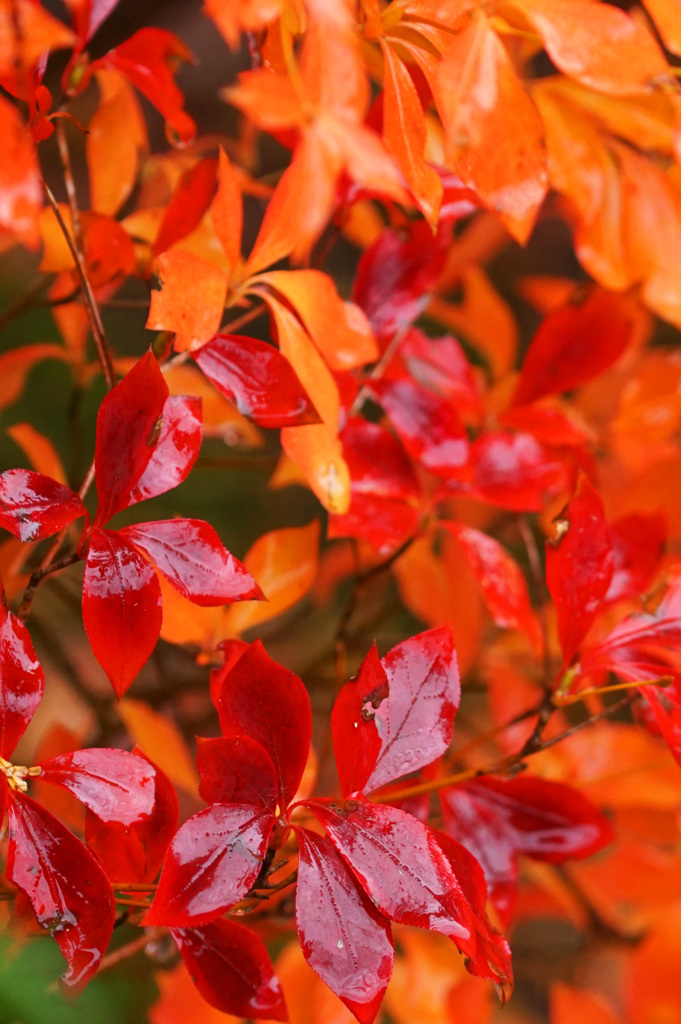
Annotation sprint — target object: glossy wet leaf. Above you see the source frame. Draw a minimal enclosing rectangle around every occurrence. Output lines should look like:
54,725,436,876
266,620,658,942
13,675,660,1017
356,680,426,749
121,518,262,605
94,350,168,525
469,431,568,512
196,735,279,809
308,798,472,942
172,919,287,1020
127,394,202,505
6,794,115,991
295,827,393,1024
362,626,460,794
0,469,85,543
193,333,320,428
0,584,44,758
441,776,615,924
442,523,541,645
82,528,162,697
332,643,389,799
215,640,312,806
37,748,156,826
546,476,614,666
85,750,179,884
143,802,273,927
369,378,469,477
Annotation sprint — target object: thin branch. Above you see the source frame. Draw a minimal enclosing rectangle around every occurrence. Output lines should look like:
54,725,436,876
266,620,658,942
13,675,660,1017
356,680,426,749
373,693,638,804
98,930,164,973
42,182,116,389
17,552,81,622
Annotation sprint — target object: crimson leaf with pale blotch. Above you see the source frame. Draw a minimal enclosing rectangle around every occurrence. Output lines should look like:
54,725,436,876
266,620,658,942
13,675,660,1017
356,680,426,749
145,628,510,1022
441,776,614,925
0,593,156,986
0,351,261,696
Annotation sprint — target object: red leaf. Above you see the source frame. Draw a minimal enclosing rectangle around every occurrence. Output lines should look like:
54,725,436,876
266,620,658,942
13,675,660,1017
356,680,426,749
0,469,86,542
308,798,472,943
361,626,460,794
85,748,179,884
579,614,681,686
215,640,312,807
352,221,452,343
69,0,121,46
442,523,541,645
142,803,273,927
512,289,637,406
295,827,393,1024
327,418,421,556
196,735,278,808
369,378,469,477
332,643,389,798
6,793,115,990
193,333,320,428
127,394,202,506
153,156,219,256
605,513,666,604
0,587,44,758
37,748,155,826
429,827,513,989
94,351,168,525
82,529,162,697
172,919,287,1021
97,28,196,146
469,431,568,512
546,476,614,666
398,327,482,415
121,519,263,605
441,776,615,925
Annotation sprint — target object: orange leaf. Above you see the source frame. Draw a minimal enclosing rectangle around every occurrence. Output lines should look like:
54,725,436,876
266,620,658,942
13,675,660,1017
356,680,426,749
0,0,74,78
88,69,148,216
151,960,243,1024
616,141,681,329
642,0,681,57
0,344,70,413
256,269,378,371
511,0,669,96
205,0,284,49
157,575,224,651
434,11,547,243
380,42,443,229
7,423,67,484
118,698,199,796
223,521,320,635
211,149,243,277
551,984,622,1024
266,294,351,513
628,905,681,1024
147,249,228,351
0,93,42,250
393,529,483,674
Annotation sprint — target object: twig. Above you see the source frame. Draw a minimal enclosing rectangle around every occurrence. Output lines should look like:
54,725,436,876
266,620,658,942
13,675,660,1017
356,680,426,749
42,183,116,390
17,553,81,622
373,693,638,804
